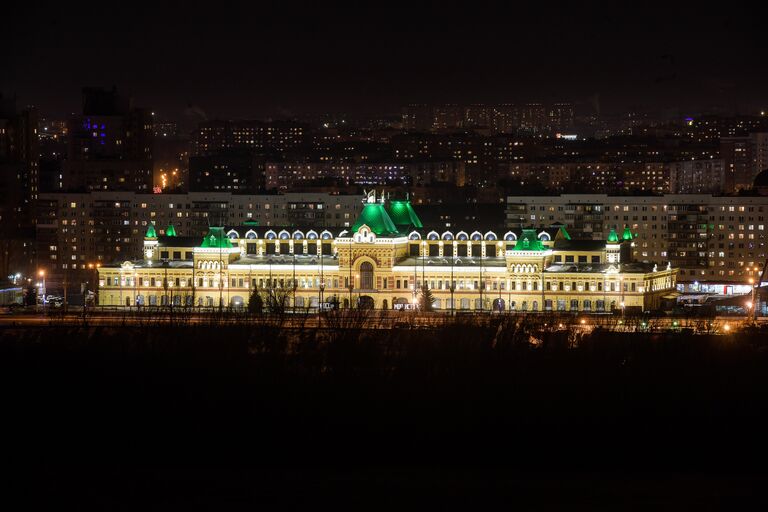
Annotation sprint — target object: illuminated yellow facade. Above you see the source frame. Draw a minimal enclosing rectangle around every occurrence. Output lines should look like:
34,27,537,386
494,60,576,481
97,195,677,312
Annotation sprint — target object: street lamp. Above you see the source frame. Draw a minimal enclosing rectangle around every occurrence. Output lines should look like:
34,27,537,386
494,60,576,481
38,269,46,311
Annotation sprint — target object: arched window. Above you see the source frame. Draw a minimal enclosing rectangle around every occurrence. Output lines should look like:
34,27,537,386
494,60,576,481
442,231,454,240
227,230,239,239
538,231,551,241
457,231,468,241
360,262,374,290
293,231,304,240
485,232,497,241
471,231,482,241
409,232,421,240
245,230,257,239
427,231,439,241
504,232,517,241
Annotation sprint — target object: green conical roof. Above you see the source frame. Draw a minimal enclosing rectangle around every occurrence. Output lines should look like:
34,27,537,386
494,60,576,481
145,224,157,238
622,226,634,241
558,226,571,240
387,200,423,230
513,229,546,251
166,223,177,237
200,227,233,249
607,228,619,243
351,203,399,236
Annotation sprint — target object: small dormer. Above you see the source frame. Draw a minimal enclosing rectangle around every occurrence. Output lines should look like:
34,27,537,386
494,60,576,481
605,228,620,263
144,224,158,260
354,224,377,243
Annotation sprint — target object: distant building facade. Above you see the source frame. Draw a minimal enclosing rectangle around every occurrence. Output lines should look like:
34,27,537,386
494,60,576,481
506,194,768,286
35,191,365,277
0,95,39,276
63,87,154,191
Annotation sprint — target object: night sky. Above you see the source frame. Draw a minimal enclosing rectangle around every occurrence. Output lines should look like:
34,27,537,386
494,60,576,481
4,1,767,119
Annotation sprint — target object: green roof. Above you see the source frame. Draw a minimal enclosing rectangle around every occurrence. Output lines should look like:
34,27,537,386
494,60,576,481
145,224,157,238
513,229,546,251
200,227,233,249
387,200,423,230
243,220,259,226
622,226,634,241
166,223,177,237
607,228,619,243
351,203,399,236
558,226,571,240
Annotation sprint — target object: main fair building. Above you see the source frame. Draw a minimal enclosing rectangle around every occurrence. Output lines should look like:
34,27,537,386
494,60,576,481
98,193,677,313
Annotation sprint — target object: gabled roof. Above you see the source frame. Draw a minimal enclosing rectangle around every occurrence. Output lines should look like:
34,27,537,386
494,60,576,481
145,224,157,238
200,227,233,249
607,228,619,243
622,226,634,241
166,223,177,237
512,229,546,251
387,200,423,230
351,203,399,236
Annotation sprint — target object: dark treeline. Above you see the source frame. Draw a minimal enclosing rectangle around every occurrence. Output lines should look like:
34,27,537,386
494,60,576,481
3,320,768,506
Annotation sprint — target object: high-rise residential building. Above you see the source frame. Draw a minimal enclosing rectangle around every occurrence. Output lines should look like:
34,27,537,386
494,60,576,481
402,104,433,131
720,133,768,192
492,104,519,134
264,161,462,191
464,104,494,128
432,104,464,130
38,118,67,193
506,194,768,288
686,115,768,141
669,159,725,194
518,103,547,133
548,103,575,132
63,87,154,191
189,152,265,193
751,132,768,177
0,94,39,276
192,119,309,157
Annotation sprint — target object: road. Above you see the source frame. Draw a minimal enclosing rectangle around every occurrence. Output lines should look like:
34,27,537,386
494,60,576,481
1,308,764,334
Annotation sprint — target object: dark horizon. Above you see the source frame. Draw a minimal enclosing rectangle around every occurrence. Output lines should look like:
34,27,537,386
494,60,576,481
4,2,767,119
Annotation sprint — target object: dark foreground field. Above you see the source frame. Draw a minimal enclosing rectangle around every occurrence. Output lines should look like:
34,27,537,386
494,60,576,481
2,319,768,508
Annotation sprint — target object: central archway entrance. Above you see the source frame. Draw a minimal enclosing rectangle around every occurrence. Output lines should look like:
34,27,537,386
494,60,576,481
360,261,374,290
358,295,374,309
